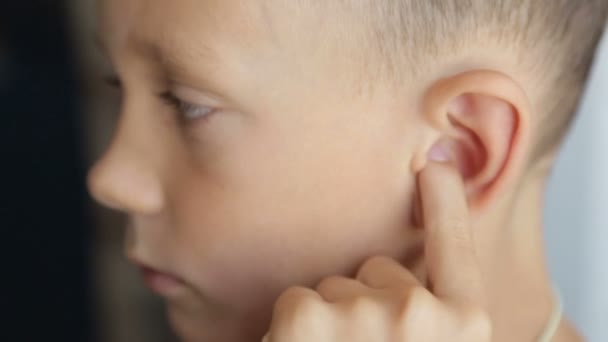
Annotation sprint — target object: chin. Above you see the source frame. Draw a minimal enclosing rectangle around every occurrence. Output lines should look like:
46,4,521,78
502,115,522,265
168,309,217,342
168,305,267,342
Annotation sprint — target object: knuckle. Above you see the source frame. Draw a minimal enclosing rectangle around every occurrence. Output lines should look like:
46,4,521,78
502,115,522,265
272,287,328,339
346,295,377,314
274,287,304,308
293,297,323,318
409,286,433,304
316,276,345,293
341,296,381,330
357,256,391,280
397,287,433,321
274,287,318,315
394,287,437,340
461,307,493,340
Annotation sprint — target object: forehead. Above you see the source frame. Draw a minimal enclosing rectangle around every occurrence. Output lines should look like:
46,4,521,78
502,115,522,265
98,0,265,51
96,0,375,99
96,0,315,56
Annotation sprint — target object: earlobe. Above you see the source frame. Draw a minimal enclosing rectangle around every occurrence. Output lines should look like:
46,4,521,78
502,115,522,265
419,70,531,208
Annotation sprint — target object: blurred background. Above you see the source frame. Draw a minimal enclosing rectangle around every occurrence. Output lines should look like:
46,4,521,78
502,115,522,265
2,1,175,341
1,1,606,341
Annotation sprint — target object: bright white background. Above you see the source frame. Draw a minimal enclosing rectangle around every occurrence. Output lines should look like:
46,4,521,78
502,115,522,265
545,29,608,342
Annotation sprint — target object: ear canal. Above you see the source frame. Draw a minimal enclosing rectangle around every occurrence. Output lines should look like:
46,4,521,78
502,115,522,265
428,126,487,182
447,115,488,180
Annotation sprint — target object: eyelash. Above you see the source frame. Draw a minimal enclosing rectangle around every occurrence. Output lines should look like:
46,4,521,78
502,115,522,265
158,91,215,122
103,75,215,123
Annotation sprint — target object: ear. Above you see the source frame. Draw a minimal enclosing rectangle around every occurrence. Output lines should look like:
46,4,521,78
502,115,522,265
414,70,532,208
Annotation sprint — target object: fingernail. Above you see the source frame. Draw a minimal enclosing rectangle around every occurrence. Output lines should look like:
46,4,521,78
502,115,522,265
428,142,451,162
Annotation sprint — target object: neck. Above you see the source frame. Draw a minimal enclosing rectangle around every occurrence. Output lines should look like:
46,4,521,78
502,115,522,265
477,172,583,342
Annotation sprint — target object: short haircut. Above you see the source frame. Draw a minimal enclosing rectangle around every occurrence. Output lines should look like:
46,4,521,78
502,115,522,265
345,0,608,160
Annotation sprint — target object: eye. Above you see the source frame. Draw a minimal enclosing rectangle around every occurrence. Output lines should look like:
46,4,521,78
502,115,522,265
159,91,215,122
101,75,216,123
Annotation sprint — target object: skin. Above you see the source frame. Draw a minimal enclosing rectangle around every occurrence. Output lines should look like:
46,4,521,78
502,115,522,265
262,162,492,342
92,1,422,340
89,0,583,341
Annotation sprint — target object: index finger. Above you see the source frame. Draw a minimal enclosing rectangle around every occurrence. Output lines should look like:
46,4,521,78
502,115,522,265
417,161,484,305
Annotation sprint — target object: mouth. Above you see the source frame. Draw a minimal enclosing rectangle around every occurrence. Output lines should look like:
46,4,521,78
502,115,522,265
129,257,187,297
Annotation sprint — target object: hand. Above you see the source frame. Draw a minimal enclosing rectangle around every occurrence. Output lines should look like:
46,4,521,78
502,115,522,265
262,162,491,342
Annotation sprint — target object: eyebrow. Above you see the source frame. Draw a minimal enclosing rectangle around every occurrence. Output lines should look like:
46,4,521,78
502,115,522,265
153,31,224,86
92,29,226,98
93,29,219,65
94,30,160,61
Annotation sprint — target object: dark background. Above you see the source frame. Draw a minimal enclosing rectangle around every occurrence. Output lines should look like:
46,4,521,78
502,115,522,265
1,1,94,341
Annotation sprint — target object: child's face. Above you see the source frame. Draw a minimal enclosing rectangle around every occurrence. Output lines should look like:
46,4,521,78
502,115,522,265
91,0,424,340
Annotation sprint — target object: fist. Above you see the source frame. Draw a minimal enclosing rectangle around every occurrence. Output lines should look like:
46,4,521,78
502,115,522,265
263,162,491,342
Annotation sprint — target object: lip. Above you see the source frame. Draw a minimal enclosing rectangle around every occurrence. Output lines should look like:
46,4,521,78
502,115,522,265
128,256,187,297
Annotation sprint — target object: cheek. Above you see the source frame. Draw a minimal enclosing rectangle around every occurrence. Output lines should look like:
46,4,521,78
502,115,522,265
170,148,419,312
167,112,421,315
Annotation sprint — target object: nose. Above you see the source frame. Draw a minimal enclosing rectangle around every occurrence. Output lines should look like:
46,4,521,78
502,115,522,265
87,123,166,215
88,153,165,214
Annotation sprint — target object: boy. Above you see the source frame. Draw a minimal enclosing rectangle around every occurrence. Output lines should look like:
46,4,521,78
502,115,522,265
88,0,608,341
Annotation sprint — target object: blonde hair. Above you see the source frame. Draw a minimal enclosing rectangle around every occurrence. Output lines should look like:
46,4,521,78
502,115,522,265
338,0,607,159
